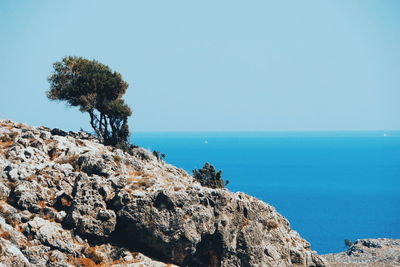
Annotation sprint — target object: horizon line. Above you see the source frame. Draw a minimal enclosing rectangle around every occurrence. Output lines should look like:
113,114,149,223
133,129,400,133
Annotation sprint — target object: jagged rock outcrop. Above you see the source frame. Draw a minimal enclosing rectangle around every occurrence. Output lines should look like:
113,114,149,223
324,238,400,267
0,120,328,266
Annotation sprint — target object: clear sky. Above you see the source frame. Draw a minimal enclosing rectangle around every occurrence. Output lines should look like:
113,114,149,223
1,1,399,132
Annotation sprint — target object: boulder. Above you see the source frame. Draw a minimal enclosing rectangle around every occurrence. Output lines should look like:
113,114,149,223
115,188,326,266
50,128,68,137
0,239,30,267
67,174,116,239
23,217,82,255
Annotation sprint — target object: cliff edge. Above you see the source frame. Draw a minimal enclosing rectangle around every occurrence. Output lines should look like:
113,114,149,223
324,238,400,267
0,120,327,267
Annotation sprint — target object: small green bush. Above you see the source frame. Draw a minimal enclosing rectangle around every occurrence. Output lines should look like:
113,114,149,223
344,239,353,249
193,163,228,189
152,150,166,161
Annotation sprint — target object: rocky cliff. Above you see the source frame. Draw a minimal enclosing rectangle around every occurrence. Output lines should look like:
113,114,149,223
324,238,400,267
0,120,328,267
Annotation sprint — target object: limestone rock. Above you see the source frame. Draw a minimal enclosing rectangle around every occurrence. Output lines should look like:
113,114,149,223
0,238,30,267
12,181,50,211
0,119,328,266
324,238,400,267
67,173,116,239
116,188,326,267
23,217,82,255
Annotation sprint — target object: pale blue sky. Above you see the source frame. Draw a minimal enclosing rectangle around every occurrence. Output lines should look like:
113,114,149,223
0,1,399,132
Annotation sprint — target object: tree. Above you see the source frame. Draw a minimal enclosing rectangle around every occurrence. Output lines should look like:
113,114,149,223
47,56,132,147
193,163,229,189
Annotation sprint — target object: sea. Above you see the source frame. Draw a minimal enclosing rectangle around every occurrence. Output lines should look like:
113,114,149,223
132,131,400,254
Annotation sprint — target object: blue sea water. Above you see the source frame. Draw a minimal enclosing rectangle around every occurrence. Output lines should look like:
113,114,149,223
132,131,400,254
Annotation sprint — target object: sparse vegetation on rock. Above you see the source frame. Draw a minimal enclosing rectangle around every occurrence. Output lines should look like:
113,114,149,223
152,150,166,161
192,163,228,189
344,239,354,249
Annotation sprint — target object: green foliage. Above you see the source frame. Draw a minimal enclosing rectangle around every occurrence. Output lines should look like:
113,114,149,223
152,150,166,161
344,239,353,249
193,163,228,189
47,56,132,147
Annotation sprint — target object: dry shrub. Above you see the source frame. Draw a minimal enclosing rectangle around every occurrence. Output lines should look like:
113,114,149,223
240,218,249,230
18,239,32,250
128,170,143,177
112,155,122,165
48,147,58,160
265,220,279,230
72,258,99,267
76,140,85,146
44,139,56,144
127,177,137,183
142,173,155,179
127,170,146,184
9,219,18,228
42,174,52,179
183,213,192,221
48,254,58,263
86,246,104,264
8,131,18,140
55,154,80,170
0,230,11,240
38,200,46,209
0,203,7,214
0,132,18,149
0,140,13,150
173,186,182,192
137,180,155,189
25,175,37,181
14,223,23,233
7,182,17,189
125,188,133,193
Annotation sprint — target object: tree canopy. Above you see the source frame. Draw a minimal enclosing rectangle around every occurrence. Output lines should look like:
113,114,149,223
47,56,132,147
